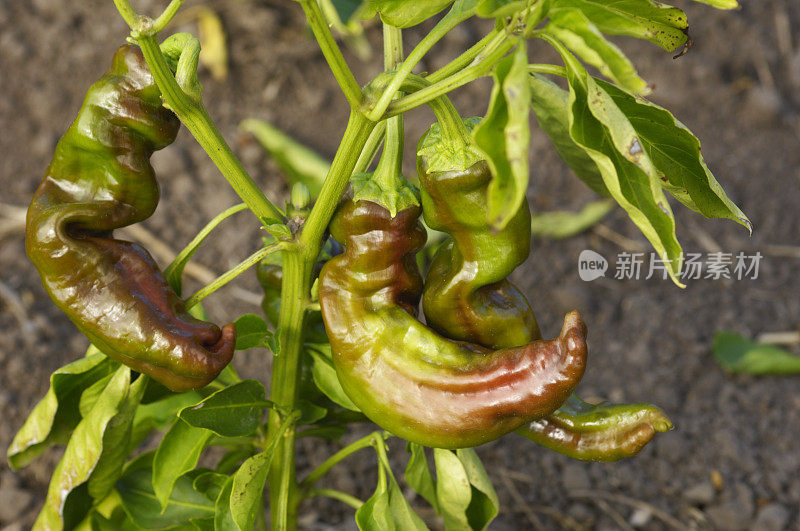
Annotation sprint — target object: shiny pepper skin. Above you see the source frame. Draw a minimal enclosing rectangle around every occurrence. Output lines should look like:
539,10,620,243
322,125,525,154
418,127,540,349
418,120,670,457
26,45,235,392
517,395,673,461
318,197,587,448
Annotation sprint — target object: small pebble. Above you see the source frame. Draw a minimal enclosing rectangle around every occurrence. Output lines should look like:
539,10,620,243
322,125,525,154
751,503,790,531
629,507,652,528
684,481,715,506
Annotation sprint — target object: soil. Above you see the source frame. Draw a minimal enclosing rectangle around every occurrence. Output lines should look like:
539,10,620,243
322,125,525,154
1,0,800,529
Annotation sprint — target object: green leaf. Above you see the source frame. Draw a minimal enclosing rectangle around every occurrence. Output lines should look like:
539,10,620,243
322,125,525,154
405,443,439,513
546,9,649,94
356,465,394,531
117,452,215,529
297,399,328,425
214,476,238,531
433,449,473,530
548,36,684,284
87,375,148,502
387,478,428,530
432,449,498,531
240,119,330,198
233,314,273,351
192,471,228,502
297,425,348,440
593,78,750,230
79,372,116,418
713,333,800,375
476,0,525,17
549,0,689,52
34,366,138,529
529,73,607,195
306,343,360,411
153,419,213,509
331,0,365,22
473,42,531,230
692,0,738,8
7,354,118,470
230,413,294,530
531,200,615,239
362,0,454,28
455,449,499,531
264,220,293,241
179,380,273,437
129,391,204,451
230,451,272,531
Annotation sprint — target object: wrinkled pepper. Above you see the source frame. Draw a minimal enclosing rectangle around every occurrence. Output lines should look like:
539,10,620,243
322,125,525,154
418,117,671,458
318,195,587,448
418,119,540,349
26,45,235,392
517,395,672,461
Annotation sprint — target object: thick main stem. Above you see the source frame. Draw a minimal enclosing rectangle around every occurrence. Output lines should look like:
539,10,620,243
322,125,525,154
268,112,375,531
267,249,310,531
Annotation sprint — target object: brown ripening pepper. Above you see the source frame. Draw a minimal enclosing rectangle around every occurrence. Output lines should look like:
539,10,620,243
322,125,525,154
26,45,235,392
417,117,671,458
318,196,587,448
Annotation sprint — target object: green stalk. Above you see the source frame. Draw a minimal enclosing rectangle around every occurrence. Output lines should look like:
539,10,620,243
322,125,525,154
308,488,364,509
269,110,375,529
366,2,476,121
297,0,363,109
184,241,283,309
370,25,405,192
152,0,185,33
353,121,387,174
266,248,311,531
427,29,500,83
299,433,381,491
300,112,376,251
384,36,517,118
529,63,568,77
134,34,285,226
397,75,470,145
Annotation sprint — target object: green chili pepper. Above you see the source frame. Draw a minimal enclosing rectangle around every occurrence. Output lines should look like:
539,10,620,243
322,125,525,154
26,45,235,392
516,395,673,461
418,119,540,349
318,196,587,448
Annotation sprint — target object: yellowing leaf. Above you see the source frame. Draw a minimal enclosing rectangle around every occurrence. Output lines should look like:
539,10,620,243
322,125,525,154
196,7,228,81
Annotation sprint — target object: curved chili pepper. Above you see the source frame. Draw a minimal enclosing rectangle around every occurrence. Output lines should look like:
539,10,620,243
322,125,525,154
418,120,540,349
418,118,671,457
516,395,673,461
26,45,235,392
318,196,587,448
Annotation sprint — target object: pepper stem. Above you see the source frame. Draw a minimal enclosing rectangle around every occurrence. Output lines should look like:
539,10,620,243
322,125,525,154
351,25,419,217
374,25,404,192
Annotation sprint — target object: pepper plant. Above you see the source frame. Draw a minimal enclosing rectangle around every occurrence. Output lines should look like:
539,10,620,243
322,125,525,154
9,0,748,529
